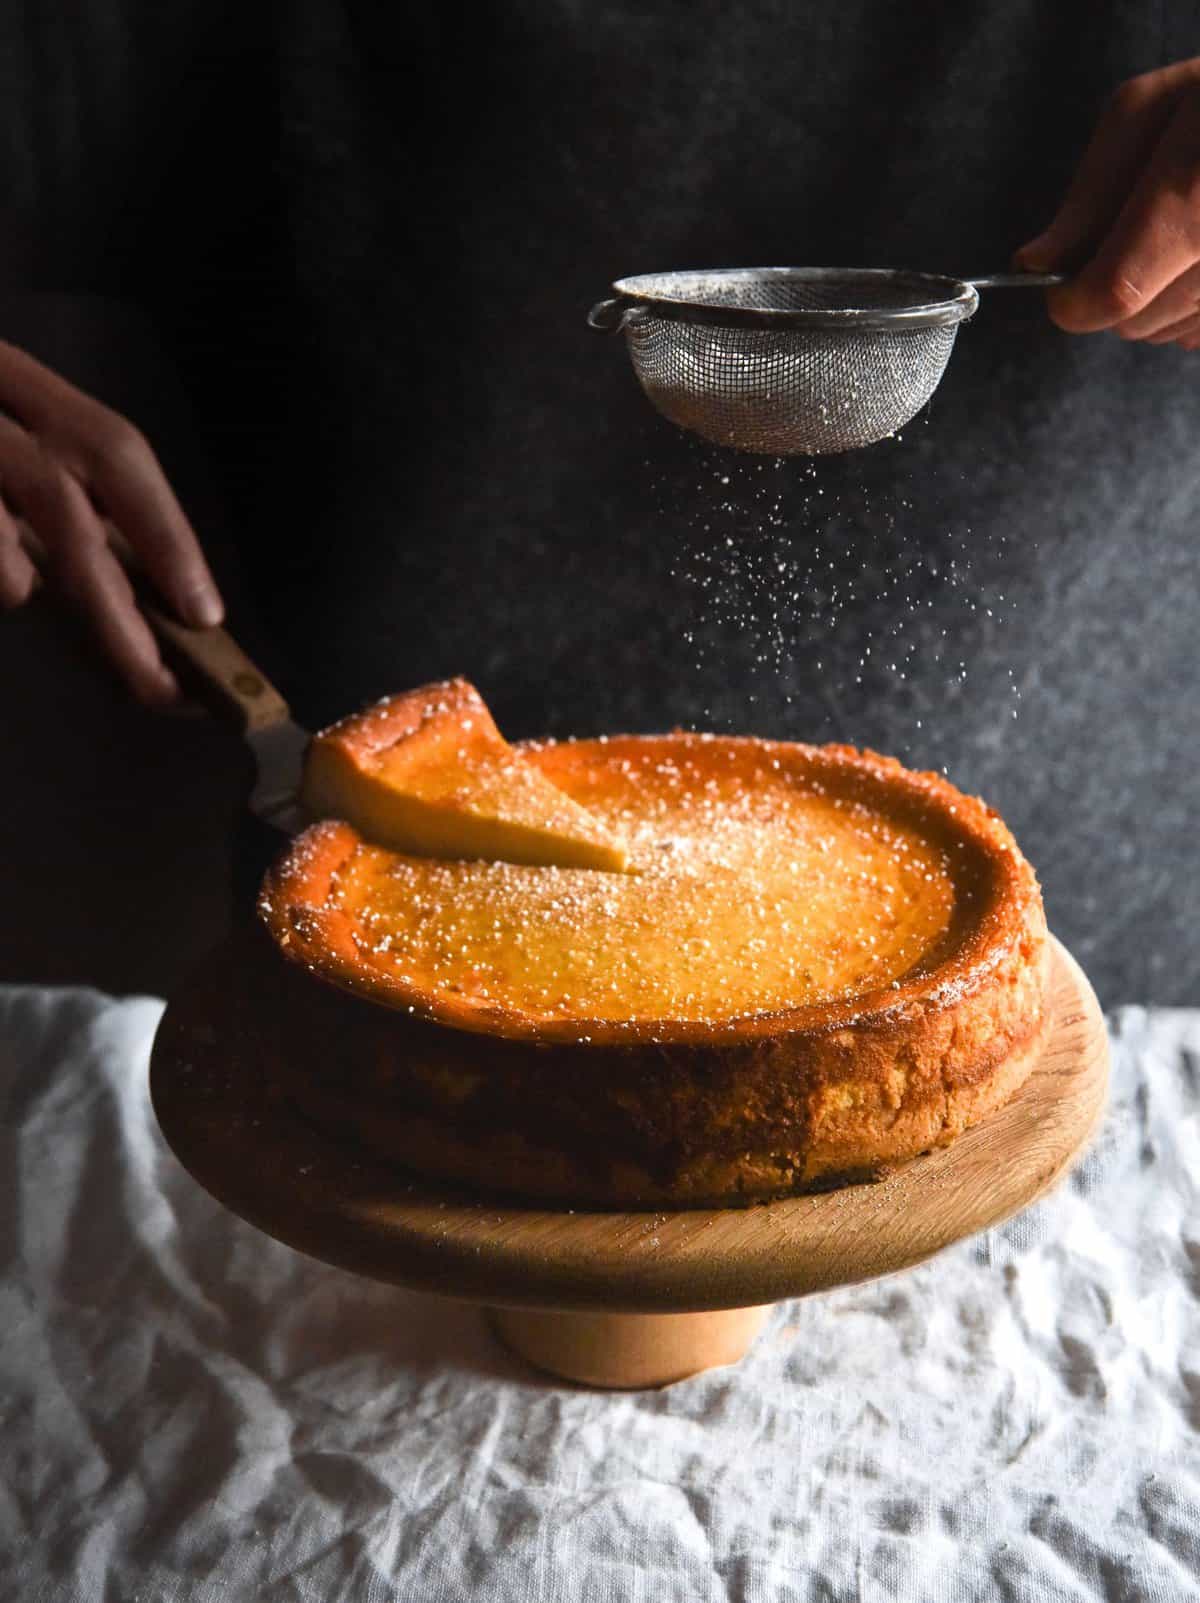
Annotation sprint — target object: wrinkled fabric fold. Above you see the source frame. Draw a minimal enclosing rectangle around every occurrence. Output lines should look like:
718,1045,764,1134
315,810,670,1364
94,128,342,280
0,987,1196,1601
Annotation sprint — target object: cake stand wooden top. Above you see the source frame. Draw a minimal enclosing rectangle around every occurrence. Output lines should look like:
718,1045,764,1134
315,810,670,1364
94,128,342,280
150,931,1107,1315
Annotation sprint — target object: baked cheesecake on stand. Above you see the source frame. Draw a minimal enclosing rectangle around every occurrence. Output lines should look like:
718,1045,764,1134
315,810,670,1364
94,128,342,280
153,680,1107,1387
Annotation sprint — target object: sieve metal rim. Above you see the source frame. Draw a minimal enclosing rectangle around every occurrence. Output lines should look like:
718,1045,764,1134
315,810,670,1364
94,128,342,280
597,267,980,332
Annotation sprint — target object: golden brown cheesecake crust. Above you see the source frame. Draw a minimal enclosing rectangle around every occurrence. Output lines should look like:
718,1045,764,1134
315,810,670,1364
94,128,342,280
258,736,1049,1206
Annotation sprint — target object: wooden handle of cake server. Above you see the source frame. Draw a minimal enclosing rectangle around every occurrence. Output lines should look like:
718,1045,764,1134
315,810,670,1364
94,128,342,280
18,519,292,732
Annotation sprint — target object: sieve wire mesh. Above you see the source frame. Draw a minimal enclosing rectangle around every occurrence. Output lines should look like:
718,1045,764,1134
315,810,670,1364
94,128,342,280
595,268,978,455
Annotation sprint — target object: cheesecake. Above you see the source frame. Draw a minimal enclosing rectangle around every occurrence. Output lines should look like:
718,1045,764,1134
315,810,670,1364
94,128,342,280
259,691,1049,1206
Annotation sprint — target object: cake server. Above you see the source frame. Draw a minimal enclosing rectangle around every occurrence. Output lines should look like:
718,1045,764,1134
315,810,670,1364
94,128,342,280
20,522,309,835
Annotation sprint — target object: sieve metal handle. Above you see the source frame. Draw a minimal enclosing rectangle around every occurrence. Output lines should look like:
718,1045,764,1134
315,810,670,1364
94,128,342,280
588,297,652,332
588,298,629,331
965,272,1067,290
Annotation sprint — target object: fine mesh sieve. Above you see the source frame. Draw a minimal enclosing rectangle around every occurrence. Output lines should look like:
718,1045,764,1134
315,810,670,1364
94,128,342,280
588,267,1062,455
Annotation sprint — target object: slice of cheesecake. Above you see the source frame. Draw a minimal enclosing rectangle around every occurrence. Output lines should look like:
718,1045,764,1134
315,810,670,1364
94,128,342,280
300,678,631,872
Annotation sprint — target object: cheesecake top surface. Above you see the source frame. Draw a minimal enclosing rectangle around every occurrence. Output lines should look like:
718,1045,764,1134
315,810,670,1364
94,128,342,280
261,735,1038,1045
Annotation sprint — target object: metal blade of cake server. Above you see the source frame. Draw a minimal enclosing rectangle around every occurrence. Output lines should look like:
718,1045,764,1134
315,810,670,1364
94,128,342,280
246,717,310,835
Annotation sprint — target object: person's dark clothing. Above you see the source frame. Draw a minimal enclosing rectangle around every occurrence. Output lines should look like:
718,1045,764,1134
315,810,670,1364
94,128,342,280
1,2,1196,1002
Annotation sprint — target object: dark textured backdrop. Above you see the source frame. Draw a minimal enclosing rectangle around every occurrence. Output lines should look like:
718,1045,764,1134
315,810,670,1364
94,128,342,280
0,2,1196,1003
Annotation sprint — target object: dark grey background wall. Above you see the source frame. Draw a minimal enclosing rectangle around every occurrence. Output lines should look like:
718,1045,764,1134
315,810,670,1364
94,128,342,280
0,2,1196,1004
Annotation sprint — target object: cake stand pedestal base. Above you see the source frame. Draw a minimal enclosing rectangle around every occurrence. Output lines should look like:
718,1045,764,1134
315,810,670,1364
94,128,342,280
488,1304,771,1388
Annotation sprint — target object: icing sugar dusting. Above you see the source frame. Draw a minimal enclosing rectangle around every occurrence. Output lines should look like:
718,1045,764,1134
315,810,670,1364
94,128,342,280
656,439,1024,753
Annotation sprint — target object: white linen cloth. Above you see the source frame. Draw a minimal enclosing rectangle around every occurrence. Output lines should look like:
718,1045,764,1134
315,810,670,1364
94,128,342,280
1,984,1197,1602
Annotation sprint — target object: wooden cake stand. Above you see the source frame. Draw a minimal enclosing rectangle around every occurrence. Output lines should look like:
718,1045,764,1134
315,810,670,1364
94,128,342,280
150,932,1107,1389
